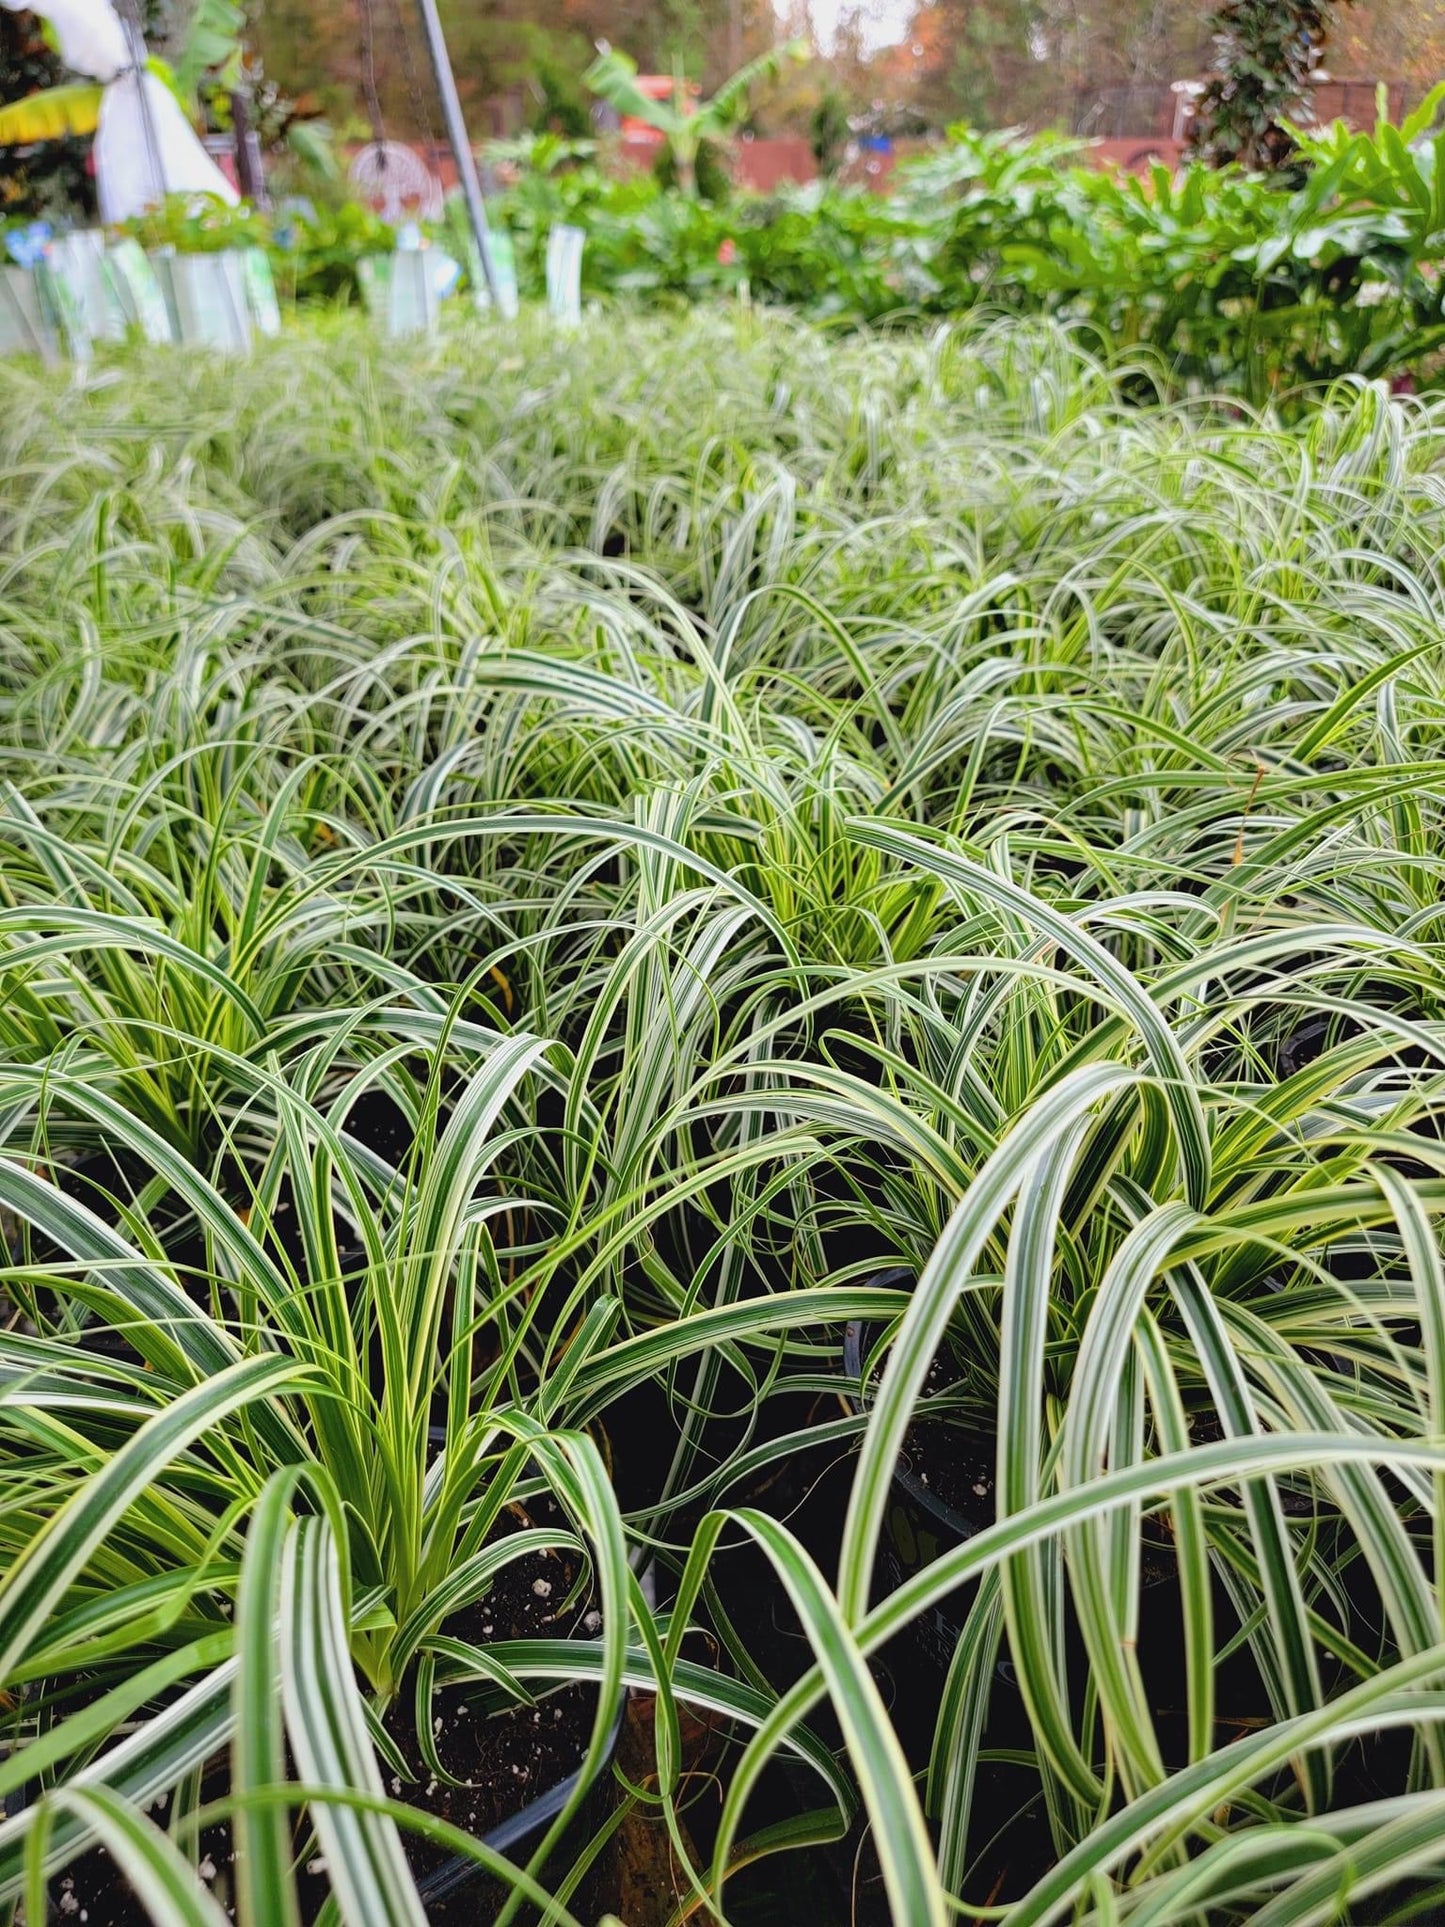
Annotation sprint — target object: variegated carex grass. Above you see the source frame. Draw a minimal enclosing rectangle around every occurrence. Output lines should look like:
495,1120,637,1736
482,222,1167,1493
2,307,1445,1924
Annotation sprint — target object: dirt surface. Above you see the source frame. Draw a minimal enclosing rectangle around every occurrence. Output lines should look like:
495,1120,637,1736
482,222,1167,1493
896,1351,996,1527
384,1532,601,1903
898,1419,995,1524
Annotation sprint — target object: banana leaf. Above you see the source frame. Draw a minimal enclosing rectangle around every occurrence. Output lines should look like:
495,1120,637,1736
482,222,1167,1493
0,82,103,145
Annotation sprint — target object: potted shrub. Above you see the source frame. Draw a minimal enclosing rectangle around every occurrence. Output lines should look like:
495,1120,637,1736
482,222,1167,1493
123,193,279,348
0,1030,633,1916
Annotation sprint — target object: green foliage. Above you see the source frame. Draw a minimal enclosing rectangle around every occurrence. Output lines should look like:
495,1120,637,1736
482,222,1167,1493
491,113,1445,399
119,193,393,302
83,99,1445,405
0,4,93,222
809,85,851,176
652,130,733,201
1191,0,1354,171
6,307,1445,1921
121,193,272,255
173,0,245,108
269,198,396,300
526,49,593,140
585,39,807,195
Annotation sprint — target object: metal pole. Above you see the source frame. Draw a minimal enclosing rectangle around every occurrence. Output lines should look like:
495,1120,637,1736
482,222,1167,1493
413,0,501,305
114,0,164,207
231,88,270,209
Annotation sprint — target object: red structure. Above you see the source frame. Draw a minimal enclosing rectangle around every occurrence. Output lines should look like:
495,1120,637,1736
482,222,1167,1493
618,74,696,148
341,72,1409,210
733,136,813,192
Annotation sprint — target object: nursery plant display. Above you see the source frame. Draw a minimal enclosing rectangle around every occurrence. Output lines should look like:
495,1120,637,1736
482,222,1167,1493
3,308,1445,1922
18,87,1443,398
494,94,1445,400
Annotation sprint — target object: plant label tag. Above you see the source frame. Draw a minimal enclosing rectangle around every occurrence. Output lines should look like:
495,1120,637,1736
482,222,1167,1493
487,231,520,320
152,252,252,352
105,240,173,344
241,248,282,337
0,266,56,362
52,232,127,346
359,251,437,338
545,224,583,326
35,259,91,362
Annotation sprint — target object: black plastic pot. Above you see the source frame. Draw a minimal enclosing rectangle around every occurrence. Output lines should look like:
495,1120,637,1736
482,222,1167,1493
22,1706,624,1926
416,1423,623,1908
414,1699,625,1910
843,1310,991,1674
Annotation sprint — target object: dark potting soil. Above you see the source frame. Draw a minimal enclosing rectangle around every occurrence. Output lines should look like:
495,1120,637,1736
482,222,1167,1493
379,1538,600,1898
897,1418,995,1523
337,1085,415,1167
886,1347,996,1526
694,1388,1054,1921
45,1536,600,1926
900,1340,997,1525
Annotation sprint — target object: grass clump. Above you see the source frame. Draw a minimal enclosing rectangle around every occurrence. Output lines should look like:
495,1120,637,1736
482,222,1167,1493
1,310,1445,1922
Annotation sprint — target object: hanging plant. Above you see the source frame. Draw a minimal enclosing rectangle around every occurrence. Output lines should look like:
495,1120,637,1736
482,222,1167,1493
1189,0,1354,171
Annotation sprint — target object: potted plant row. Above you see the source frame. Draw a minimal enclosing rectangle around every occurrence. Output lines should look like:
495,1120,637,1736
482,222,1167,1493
0,1058,628,1921
0,213,281,359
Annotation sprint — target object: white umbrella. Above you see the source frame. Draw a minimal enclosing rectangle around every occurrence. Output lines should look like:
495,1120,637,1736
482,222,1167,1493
0,0,238,224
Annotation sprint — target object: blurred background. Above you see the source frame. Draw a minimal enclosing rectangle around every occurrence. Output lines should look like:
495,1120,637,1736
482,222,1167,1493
4,0,1443,223
246,0,1443,161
